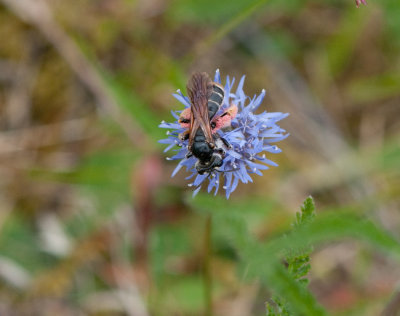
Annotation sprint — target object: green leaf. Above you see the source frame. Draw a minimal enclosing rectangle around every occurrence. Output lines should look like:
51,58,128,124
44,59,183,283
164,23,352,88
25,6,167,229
266,213,400,261
294,196,316,228
267,197,317,315
247,244,326,316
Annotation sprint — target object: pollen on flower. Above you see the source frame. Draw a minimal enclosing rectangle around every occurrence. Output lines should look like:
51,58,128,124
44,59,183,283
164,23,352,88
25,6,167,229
159,70,289,198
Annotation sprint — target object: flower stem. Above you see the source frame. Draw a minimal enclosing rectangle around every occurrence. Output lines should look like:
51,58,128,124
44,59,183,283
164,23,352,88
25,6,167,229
204,214,212,316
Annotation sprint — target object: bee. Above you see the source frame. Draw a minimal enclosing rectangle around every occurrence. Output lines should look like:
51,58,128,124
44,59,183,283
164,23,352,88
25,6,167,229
178,72,238,174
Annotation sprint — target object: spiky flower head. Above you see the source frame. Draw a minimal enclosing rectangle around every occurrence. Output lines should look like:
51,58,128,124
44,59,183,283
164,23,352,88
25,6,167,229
159,70,289,199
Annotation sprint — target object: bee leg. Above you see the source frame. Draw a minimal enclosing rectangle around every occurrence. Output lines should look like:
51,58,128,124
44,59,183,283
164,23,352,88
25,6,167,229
179,131,190,141
185,152,193,159
220,137,232,149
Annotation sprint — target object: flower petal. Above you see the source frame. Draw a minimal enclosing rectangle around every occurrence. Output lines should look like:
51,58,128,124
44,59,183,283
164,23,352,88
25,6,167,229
214,69,221,84
173,91,190,107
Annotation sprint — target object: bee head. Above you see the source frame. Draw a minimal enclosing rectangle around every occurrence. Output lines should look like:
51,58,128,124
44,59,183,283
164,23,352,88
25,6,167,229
195,152,223,174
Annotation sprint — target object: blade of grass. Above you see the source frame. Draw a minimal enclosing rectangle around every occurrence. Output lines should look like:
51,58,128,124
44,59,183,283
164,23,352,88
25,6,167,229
186,0,270,62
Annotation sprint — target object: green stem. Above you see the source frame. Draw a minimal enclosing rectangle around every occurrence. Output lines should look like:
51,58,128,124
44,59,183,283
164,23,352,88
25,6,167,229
202,0,268,49
204,214,212,316
184,0,269,63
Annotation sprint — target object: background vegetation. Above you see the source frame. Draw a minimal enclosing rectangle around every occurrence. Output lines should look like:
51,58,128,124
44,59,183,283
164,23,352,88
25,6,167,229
0,0,399,315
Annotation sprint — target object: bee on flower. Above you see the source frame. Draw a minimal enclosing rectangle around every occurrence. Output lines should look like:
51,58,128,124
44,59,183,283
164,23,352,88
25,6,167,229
159,70,289,198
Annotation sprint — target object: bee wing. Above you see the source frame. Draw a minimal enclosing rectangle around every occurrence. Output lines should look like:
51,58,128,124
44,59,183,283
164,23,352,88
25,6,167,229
186,72,214,147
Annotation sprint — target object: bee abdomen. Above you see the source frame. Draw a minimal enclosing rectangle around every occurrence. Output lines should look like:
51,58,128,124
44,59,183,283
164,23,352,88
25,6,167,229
208,84,224,120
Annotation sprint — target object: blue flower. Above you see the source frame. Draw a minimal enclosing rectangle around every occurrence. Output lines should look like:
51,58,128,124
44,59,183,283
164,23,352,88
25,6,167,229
159,70,289,199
